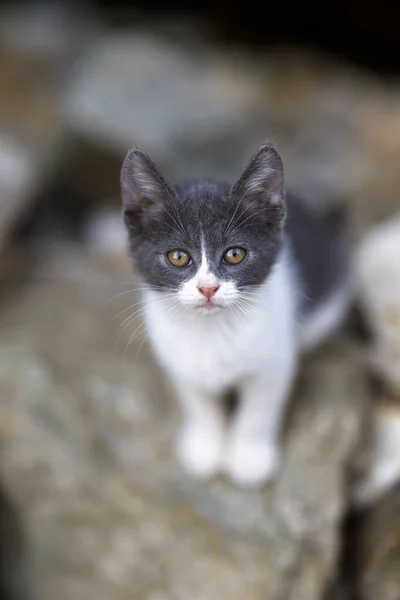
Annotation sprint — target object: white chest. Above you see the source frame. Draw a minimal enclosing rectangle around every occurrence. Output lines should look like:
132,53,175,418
144,263,297,393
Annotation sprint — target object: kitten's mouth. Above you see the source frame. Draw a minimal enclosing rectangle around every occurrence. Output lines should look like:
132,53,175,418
204,300,217,310
196,299,222,313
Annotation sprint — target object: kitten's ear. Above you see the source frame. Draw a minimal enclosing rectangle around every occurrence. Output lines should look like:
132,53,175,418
231,144,286,222
120,147,173,231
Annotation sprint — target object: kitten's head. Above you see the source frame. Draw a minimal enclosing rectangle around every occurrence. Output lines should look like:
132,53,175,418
121,144,286,313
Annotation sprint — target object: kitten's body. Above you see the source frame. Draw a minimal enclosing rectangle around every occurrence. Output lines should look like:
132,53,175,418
121,146,350,486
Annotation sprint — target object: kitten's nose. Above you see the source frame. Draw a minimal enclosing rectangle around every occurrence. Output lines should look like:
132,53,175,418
198,285,220,300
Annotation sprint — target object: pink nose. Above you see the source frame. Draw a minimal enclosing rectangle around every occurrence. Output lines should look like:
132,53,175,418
198,285,219,300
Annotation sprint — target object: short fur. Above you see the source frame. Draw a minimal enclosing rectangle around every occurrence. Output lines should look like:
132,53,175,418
120,144,350,486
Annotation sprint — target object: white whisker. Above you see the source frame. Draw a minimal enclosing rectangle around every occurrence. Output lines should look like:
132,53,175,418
107,285,176,303
228,205,278,236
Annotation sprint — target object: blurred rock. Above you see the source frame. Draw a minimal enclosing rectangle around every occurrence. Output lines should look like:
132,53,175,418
256,51,400,234
83,207,127,256
63,35,400,239
0,243,367,600
0,483,28,600
0,0,102,67
355,212,400,394
358,482,400,600
0,0,104,252
61,30,273,202
0,137,37,248
0,50,63,251
351,399,400,507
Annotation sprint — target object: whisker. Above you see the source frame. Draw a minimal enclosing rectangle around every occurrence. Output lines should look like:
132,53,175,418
151,216,184,236
228,206,279,237
125,321,148,357
110,298,149,322
134,330,151,363
230,302,246,325
116,296,178,343
148,197,186,237
237,290,306,333
106,285,176,303
110,292,178,322
114,309,146,351
225,197,261,236
169,195,187,236
241,283,315,304
235,298,256,319
288,288,316,303
224,192,248,235
241,291,305,320
128,300,182,360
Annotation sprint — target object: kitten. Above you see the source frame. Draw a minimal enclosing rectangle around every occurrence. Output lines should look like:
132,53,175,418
120,144,350,487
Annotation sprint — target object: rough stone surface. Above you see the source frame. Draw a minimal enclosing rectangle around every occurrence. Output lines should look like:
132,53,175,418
351,398,400,508
0,243,367,600
355,212,400,395
358,482,400,600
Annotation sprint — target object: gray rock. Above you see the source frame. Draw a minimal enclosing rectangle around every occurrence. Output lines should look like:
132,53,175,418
0,243,368,600
355,212,400,396
63,30,268,194
0,482,28,600
0,37,64,250
0,0,103,251
358,483,400,600
63,36,400,242
351,399,400,508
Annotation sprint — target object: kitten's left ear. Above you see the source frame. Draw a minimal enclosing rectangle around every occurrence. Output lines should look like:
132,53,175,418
120,146,173,232
231,144,286,222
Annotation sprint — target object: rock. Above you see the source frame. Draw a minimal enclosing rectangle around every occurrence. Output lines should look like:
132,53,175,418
0,0,102,65
62,29,269,206
0,0,103,251
0,242,368,600
63,35,400,240
351,399,400,507
355,212,400,395
0,482,28,600
358,482,400,600
83,207,127,256
0,46,61,250
0,137,37,249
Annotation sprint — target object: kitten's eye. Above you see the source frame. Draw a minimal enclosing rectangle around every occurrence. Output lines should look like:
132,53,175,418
223,247,246,265
167,249,192,267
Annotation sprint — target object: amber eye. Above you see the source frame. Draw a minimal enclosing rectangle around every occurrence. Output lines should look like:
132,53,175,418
167,249,192,267
223,247,246,265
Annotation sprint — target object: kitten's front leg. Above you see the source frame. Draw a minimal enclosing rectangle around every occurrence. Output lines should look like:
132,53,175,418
174,381,226,479
223,355,297,487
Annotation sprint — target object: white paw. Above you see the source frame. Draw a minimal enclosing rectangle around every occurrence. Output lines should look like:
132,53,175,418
223,439,279,487
177,423,224,479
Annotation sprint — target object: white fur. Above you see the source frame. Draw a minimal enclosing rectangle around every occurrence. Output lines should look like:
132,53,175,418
143,250,348,486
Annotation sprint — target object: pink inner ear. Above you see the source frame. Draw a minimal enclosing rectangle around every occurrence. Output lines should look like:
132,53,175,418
232,144,284,206
121,147,171,209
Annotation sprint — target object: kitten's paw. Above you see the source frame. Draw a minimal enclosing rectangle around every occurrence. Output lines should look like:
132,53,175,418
177,424,224,479
223,439,279,487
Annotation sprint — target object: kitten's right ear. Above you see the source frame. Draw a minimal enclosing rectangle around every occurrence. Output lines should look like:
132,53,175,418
120,147,173,231
231,144,286,224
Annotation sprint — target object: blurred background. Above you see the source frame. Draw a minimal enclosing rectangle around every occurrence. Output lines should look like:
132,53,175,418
1,1,400,599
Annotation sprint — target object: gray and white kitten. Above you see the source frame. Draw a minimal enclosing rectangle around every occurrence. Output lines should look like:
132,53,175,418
121,144,350,487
